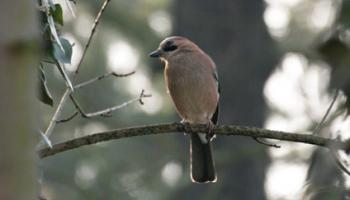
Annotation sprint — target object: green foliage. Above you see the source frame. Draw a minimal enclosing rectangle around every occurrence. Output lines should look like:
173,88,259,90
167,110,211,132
51,4,63,26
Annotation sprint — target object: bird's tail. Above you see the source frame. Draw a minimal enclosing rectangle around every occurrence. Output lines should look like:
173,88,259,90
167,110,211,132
190,133,216,183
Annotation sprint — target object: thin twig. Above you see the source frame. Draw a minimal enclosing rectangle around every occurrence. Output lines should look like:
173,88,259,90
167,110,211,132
74,71,135,89
38,122,347,159
43,90,70,138
54,59,74,91
69,89,151,118
74,0,111,76
56,111,79,123
42,0,112,138
313,89,340,135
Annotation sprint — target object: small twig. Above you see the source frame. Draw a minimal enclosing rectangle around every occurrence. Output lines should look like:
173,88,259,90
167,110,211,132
69,89,152,118
253,137,281,148
43,90,70,138
138,89,152,105
38,122,347,159
54,59,74,91
313,89,340,135
56,111,79,123
74,0,111,76
74,71,135,89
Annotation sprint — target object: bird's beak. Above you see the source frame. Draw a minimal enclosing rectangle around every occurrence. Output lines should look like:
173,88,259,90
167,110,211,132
149,49,161,58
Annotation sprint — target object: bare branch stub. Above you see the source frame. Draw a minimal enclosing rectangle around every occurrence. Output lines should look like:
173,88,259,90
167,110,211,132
56,111,79,123
138,89,152,105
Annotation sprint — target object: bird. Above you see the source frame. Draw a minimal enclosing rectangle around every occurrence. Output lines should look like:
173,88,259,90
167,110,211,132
149,36,220,183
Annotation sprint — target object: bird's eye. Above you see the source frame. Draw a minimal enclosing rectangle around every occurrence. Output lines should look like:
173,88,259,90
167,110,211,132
162,41,178,52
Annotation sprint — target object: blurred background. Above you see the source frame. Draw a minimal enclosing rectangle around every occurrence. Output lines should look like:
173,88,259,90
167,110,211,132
39,0,350,199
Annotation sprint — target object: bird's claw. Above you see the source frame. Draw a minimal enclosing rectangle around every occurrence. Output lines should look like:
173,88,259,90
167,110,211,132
181,120,193,134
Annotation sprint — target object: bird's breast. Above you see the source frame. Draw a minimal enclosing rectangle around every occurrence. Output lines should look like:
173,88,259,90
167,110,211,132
164,62,218,124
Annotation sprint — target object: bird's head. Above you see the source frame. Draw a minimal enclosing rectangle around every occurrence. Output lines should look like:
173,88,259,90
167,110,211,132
149,36,199,61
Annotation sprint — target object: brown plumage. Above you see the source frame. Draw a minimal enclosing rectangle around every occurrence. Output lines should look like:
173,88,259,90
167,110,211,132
150,36,220,183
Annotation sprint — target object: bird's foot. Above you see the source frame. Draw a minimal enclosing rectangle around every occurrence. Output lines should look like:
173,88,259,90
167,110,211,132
180,120,193,134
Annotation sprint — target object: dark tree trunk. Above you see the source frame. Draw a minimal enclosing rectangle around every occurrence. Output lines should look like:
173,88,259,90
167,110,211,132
172,0,279,199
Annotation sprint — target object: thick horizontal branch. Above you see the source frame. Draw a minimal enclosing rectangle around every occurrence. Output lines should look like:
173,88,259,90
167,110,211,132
38,122,348,158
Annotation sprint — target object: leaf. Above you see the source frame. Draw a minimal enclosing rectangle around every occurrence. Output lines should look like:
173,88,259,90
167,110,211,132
52,37,72,64
51,4,64,26
38,65,53,106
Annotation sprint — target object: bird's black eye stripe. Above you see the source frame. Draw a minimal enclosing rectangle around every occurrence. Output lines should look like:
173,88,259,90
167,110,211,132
163,45,178,52
162,41,178,52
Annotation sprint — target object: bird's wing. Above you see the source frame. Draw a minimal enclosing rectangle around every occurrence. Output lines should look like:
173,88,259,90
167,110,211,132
211,69,220,125
213,69,221,94
211,103,219,125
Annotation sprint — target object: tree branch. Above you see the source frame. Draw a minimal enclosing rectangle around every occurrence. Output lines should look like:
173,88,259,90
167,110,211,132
69,89,151,118
74,71,135,89
38,122,348,158
74,0,111,76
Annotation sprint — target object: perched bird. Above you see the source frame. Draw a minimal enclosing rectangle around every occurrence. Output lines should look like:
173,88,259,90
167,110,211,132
149,36,220,183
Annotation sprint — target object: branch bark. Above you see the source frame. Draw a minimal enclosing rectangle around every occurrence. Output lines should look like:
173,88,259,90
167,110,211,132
38,122,347,158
